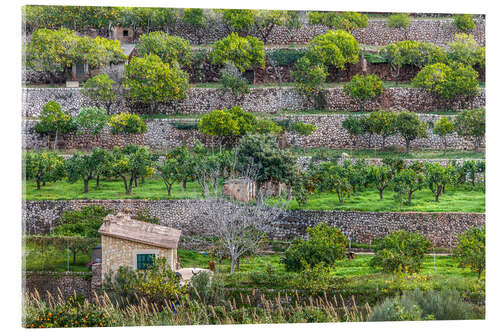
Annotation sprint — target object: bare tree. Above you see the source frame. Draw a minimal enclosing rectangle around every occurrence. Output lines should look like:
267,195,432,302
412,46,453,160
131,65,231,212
199,198,288,274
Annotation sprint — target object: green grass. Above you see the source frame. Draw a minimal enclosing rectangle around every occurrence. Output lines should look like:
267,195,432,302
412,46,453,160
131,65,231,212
23,176,484,213
23,241,92,272
293,147,485,160
287,186,484,213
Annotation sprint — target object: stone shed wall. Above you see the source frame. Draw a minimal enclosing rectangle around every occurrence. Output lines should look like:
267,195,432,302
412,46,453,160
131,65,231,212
101,235,176,279
22,87,485,118
23,200,485,248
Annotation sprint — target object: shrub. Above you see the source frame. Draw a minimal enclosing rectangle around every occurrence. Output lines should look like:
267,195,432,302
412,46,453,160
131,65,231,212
308,11,368,31
308,30,360,69
75,106,108,138
189,271,225,304
218,62,250,97
387,13,410,29
108,112,147,134
81,74,117,114
370,230,432,273
343,74,384,111
380,41,447,73
453,14,476,32
136,31,192,68
210,33,265,72
291,56,327,106
411,62,479,100
289,261,347,294
342,115,366,147
282,222,348,272
34,101,77,150
368,296,424,321
453,226,485,279
447,33,485,69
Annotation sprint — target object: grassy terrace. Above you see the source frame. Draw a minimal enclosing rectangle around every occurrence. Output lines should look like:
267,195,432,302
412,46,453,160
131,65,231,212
23,176,485,213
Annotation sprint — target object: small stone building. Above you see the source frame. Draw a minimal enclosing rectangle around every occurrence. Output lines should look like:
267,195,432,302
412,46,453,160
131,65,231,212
98,212,181,280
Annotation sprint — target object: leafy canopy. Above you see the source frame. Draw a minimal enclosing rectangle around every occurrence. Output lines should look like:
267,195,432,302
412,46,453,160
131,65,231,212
210,32,265,72
136,31,192,68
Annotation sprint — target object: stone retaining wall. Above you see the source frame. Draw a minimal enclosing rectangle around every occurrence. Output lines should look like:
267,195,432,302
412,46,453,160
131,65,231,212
22,87,485,118
22,113,483,151
23,271,91,300
23,200,484,247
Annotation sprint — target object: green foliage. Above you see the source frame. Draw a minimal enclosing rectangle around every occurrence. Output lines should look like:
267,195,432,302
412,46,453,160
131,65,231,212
368,288,474,321
368,165,394,200
65,148,111,193
108,112,147,134
268,48,308,67
254,10,301,43
156,157,182,196
342,115,366,146
25,28,126,75
289,121,316,136
24,150,65,190
392,168,426,204
108,145,154,194
290,262,340,294
218,62,250,97
103,257,187,305
52,205,110,238
394,111,428,152
236,134,296,190
343,74,384,111
363,52,387,64
411,62,479,99
182,8,206,29
433,117,454,149
370,231,432,273
124,53,189,113
24,293,114,328
81,74,117,114
364,110,397,148
308,11,368,31
453,14,476,32
136,32,192,68
34,101,77,149
75,107,108,137
453,226,485,279
220,9,256,34
309,162,352,204
447,33,485,69
308,30,360,69
291,56,327,103
189,271,225,304
387,13,410,29
282,222,348,272
453,109,485,151
210,32,265,72
425,163,454,202
380,41,447,72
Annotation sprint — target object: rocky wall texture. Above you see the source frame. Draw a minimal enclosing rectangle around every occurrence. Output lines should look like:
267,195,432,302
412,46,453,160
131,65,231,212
120,18,486,46
23,113,484,151
23,271,91,300
22,87,485,119
23,200,484,247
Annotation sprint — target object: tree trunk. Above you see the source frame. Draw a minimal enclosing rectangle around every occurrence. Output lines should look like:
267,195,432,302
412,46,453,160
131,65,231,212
36,179,41,190
405,139,411,152
84,179,89,193
230,257,237,274
53,130,59,150
128,176,135,194
408,191,413,204
182,178,187,190
121,176,129,194
167,185,172,197
72,250,77,265
134,176,138,187
435,190,440,202
96,174,100,189
379,188,384,200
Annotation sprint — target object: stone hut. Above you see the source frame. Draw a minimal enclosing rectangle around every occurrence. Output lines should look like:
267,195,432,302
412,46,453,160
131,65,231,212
98,211,181,280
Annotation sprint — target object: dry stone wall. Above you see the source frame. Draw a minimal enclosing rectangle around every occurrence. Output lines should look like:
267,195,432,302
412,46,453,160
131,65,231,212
23,199,484,247
23,113,483,151
124,18,485,46
22,87,485,118
23,271,91,300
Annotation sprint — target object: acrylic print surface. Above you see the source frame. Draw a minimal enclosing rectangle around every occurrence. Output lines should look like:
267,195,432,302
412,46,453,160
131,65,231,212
21,4,485,328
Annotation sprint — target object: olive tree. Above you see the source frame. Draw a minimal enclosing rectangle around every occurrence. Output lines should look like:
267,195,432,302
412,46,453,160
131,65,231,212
453,109,485,152
124,53,189,113
156,157,181,197
394,111,428,152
